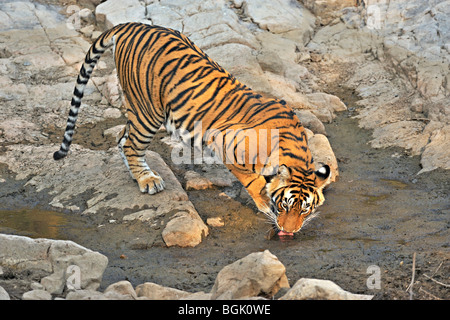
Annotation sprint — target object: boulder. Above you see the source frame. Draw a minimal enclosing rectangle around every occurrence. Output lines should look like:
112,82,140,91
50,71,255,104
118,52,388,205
369,121,429,156
162,210,209,248
243,0,315,42
64,282,139,300
294,110,327,135
264,71,312,109
279,278,373,300
206,43,272,94
0,145,208,246
103,280,138,300
65,289,109,300
419,125,450,174
305,92,347,123
308,134,339,182
184,170,212,190
22,289,52,301
302,0,357,25
135,282,192,300
210,250,289,299
305,0,450,174
206,217,225,227
0,234,108,295
95,0,148,29
101,71,122,108
201,167,236,187
0,286,10,300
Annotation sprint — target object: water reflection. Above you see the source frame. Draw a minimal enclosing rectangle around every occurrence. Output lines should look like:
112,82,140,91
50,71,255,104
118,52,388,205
0,209,69,239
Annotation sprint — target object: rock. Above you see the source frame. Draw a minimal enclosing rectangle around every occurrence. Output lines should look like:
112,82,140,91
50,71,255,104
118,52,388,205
243,0,315,41
123,199,208,247
95,0,148,29
101,71,122,108
279,278,373,300
185,170,212,190
103,107,122,119
0,119,42,144
206,43,272,94
206,217,224,227
103,124,125,139
103,280,138,300
135,282,192,300
182,9,259,50
122,208,161,222
65,282,138,300
65,289,108,300
40,273,65,295
256,50,287,75
0,145,191,214
79,8,94,21
308,134,339,182
90,30,102,41
307,92,347,112
0,234,108,295
22,289,52,301
294,110,327,135
304,128,314,141
201,166,237,188
0,1,59,30
210,250,289,299
123,200,193,223
0,234,54,272
369,121,429,156
239,187,253,202
42,243,108,294
0,286,10,300
264,71,312,109
180,291,213,300
302,0,357,25
256,32,298,69
305,92,347,123
162,210,209,247
418,125,450,174
255,31,318,92
30,282,45,291
305,0,449,173
79,25,95,38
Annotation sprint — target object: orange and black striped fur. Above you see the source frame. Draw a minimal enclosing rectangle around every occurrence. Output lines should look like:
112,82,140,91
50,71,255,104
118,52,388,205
54,23,331,234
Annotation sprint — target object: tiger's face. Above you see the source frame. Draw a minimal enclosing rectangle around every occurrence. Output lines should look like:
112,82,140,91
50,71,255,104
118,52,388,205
265,164,331,234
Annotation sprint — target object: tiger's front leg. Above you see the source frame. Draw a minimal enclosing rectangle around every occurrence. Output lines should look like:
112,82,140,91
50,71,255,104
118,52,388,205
117,121,165,194
226,165,271,215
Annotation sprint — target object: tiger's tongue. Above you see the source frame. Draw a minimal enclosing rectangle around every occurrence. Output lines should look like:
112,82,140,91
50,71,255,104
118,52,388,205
278,230,294,237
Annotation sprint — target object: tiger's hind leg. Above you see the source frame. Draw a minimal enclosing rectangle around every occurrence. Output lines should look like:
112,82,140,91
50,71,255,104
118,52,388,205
117,115,165,194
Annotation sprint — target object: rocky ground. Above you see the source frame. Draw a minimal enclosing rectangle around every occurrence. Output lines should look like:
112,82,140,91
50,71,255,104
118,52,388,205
0,0,449,300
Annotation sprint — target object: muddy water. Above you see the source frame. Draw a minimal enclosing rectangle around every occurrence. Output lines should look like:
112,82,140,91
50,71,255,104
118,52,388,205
0,92,449,299
0,209,71,239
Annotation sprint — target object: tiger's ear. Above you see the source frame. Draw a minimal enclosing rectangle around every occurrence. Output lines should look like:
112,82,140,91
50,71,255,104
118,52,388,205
277,164,291,181
263,165,290,185
315,164,331,189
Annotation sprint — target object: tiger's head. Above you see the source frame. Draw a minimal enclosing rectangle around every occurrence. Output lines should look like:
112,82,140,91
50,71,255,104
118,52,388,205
264,164,331,234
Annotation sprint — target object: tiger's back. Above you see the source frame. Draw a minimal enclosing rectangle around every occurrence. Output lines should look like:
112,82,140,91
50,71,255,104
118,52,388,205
54,22,331,235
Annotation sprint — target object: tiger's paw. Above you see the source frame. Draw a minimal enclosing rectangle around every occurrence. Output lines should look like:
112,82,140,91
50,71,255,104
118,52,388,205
137,171,166,194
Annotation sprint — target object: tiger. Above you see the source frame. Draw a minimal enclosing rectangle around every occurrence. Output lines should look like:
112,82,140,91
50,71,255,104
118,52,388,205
53,22,331,235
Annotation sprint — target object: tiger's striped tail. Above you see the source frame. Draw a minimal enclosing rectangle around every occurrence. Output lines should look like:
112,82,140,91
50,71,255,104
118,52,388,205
53,27,119,160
